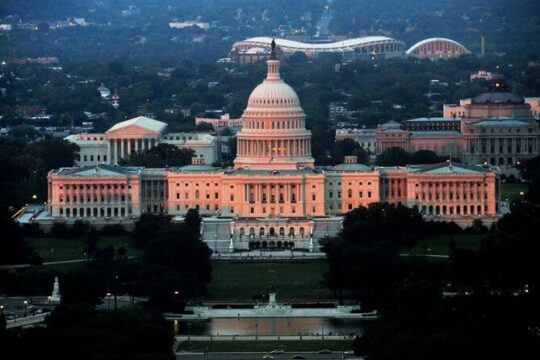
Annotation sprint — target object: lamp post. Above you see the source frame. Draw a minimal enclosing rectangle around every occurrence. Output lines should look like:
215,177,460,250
255,322,258,340
113,275,119,310
23,300,28,317
106,292,112,310
173,290,180,312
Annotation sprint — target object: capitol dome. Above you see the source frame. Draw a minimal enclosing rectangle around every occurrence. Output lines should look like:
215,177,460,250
234,40,315,170
247,79,301,109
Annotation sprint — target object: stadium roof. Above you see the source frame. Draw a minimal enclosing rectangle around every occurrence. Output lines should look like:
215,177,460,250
406,37,469,55
236,36,402,53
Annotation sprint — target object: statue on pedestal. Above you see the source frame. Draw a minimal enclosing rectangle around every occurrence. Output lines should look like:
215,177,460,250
50,277,61,303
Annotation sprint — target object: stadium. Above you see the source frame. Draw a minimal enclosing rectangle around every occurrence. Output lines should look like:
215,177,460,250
406,37,471,59
230,36,405,62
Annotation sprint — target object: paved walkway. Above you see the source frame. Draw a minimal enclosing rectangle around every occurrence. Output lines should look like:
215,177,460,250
399,253,450,259
6,313,48,329
176,335,353,341
212,250,326,261
0,256,139,269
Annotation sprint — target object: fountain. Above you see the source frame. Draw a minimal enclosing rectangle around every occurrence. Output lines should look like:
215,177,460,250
178,287,377,320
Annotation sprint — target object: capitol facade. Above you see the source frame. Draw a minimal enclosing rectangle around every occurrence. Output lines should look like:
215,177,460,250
45,47,501,252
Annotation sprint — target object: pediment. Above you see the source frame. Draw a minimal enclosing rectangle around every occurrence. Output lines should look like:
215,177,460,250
106,124,160,137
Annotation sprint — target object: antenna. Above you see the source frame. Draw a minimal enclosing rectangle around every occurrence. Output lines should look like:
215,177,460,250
480,36,485,57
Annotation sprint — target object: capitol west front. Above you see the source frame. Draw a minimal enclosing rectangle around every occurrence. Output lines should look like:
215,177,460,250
46,54,500,252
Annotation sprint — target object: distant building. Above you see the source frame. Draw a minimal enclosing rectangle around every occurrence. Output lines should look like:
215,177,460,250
195,113,242,130
45,52,502,249
169,21,210,30
65,116,217,166
97,83,111,98
406,38,471,59
230,36,404,62
470,70,494,81
335,128,376,153
377,75,540,177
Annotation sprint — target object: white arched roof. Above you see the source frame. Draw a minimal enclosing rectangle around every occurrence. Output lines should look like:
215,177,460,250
406,37,469,55
235,36,402,53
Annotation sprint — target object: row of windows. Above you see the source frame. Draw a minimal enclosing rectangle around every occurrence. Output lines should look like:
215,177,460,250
328,191,373,199
175,182,230,188
247,120,302,130
176,191,219,200
59,206,131,217
327,181,373,186
59,194,129,203
61,184,128,190
239,227,306,237
81,154,107,162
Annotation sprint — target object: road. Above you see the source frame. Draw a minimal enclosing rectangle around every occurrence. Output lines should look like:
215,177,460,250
176,352,360,360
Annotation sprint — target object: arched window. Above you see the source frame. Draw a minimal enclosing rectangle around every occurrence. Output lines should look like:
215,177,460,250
269,227,275,236
299,227,305,237
289,227,295,236
279,227,285,236
259,227,265,236
240,228,245,237
250,227,255,236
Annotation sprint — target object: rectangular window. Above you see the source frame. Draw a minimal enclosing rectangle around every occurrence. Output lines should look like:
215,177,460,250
176,193,180,199
368,191,372,198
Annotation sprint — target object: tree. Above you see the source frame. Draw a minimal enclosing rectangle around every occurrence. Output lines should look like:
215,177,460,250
184,208,201,237
70,220,89,237
25,139,79,170
376,147,411,166
519,156,540,202
0,207,36,265
125,144,194,168
331,138,369,164
132,214,172,248
61,267,105,306
0,311,6,332
83,227,100,260
410,150,443,164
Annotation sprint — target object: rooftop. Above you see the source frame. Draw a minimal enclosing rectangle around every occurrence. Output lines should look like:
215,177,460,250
473,117,529,126
106,116,167,133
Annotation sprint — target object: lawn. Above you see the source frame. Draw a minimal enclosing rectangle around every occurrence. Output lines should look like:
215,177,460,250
177,339,353,352
500,182,528,202
206,261,334,301
405,233,486,256
27,235,142,262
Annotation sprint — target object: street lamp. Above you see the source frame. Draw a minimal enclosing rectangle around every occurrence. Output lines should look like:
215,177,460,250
23,300,28,317
106,292,112,310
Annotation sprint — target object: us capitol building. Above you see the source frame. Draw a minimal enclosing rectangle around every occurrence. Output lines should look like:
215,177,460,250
45,44,500,252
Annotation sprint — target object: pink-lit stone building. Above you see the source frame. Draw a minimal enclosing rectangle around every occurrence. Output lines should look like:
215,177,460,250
46,49,501,251
377,75,540,177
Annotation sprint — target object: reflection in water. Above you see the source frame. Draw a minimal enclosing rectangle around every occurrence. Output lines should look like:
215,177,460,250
173,318,364,336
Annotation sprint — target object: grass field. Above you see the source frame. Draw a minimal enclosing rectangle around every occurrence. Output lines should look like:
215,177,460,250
177,339,353,352
27,235,142,262
500,182,528,202
206,261,333,301
405,233,486,256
